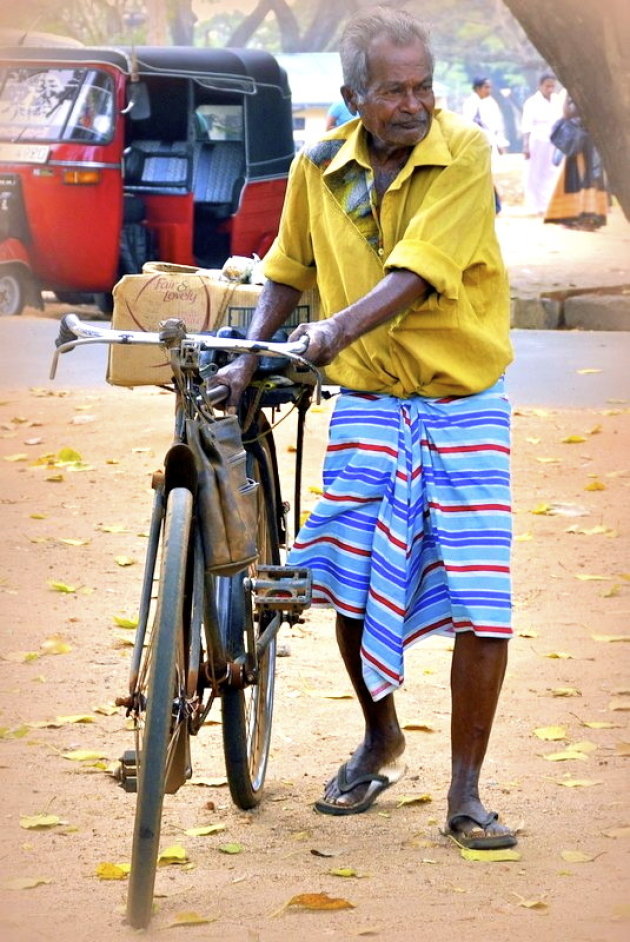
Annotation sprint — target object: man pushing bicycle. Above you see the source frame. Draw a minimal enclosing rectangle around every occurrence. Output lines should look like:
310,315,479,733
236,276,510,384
213,6,516,849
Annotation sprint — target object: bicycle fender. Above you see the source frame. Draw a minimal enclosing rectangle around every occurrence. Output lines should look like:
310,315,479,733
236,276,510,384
164,443,198,496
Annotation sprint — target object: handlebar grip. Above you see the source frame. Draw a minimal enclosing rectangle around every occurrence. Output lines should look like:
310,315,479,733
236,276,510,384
54,313,82,349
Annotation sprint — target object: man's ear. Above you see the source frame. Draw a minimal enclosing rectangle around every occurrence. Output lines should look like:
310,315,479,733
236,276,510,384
341,85,358,114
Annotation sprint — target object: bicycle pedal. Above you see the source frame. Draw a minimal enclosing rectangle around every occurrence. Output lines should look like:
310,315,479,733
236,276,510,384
249,565,312,611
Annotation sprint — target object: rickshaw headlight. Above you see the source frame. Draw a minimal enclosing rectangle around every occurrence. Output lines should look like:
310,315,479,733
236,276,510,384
63,170,101,185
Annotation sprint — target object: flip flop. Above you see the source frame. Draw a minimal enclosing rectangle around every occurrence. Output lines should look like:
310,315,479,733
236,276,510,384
314,760,405,816
445,810,518,849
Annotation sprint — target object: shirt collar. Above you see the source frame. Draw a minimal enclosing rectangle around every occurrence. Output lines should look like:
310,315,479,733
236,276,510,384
324,110,453,178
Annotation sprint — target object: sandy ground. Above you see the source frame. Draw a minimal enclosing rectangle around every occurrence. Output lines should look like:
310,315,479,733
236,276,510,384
0,203,629,941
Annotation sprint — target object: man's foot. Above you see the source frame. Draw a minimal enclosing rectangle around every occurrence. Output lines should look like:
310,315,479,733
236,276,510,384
315,738,405,815
315,760,406,815
444,799,517,849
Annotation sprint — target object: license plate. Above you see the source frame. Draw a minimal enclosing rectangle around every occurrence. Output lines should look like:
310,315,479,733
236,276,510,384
0,142,49,164
0,172,19,191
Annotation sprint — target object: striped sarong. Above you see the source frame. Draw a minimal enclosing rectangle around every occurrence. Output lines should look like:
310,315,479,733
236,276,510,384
288,380,512,701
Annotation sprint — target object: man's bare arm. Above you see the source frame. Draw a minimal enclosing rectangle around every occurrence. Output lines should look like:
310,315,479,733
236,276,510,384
289,269,429,366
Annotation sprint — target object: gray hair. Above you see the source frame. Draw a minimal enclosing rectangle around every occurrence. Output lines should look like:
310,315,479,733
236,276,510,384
339,6,434,97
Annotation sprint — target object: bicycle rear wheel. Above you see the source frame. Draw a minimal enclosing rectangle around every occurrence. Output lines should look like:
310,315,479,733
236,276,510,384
219,434,280,809
126,486,194,930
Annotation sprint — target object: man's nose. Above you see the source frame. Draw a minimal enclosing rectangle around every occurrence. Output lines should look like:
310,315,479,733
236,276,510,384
399,90,425,112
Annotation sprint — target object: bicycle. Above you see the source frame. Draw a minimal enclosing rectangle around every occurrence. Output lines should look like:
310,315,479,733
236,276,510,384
51,313,320,929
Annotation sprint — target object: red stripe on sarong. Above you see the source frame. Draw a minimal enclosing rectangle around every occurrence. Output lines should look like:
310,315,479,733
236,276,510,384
422,440,510,456
368,586,406,617
293,534,372,557
321,492,375,504
405,616,453,644
375,518,407,551
313,583,365,615
361,646,402,682
445,564,510,573
428,501,511,513
327,441,398,458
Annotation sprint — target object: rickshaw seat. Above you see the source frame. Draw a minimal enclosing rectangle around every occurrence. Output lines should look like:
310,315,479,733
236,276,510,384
193,140,245,213
125,141,190,192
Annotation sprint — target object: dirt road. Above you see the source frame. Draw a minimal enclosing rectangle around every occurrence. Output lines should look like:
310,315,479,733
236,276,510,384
0,371,628,940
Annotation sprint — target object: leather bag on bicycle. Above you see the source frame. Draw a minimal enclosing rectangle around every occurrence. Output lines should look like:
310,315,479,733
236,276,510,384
186,415,259,575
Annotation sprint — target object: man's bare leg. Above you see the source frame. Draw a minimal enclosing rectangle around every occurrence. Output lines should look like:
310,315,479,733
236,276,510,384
318,613,406,809
447,631,514,841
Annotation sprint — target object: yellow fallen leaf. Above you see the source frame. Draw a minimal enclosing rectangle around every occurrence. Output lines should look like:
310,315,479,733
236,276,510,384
609,699,630,712
93,703,119,716
286,892,354,911
543,651,573,659
61,749,107,762
20,814,61,830
570,741,597,754
47,580,77,593
184,824,226,837
555,779,602,788
562,435,587,444
55,714,95,725
602,826,630,839
95,862,130,880
543,750,588,762
580,721,617,729
514,897,549,911
114,556,136,567
525,437,541,444
584,480,606,492
517,628,538,638
166,912,215,927
514,533,533,542
59,538,90,546
534,726,566,741
551,687,581,697
397,794,433,807
459,847,521,862
308,485,323,495
591,634,630,643
218,843,243,855
2,877,53,890
40,637,72,655
530,503,552,515
615,742,630,757
4,453,28,462
329,868,359,878
97,523,128,533
158,845,188,865
535,457,560,464
560,850,597,863
402,723,435,733
188,776,228,787
603,585,621,598
45,474,64,482
112,615,139,629
576,368,602,375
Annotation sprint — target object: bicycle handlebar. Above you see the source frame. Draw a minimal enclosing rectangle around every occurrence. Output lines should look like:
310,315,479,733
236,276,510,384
50,314,318,397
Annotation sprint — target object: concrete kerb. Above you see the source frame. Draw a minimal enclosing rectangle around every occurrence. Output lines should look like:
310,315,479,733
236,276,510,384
510,285,630,331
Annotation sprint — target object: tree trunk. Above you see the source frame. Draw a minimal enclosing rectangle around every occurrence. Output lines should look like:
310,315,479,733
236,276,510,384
503,0,630,220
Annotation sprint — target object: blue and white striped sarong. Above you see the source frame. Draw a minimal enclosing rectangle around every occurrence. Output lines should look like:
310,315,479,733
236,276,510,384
288,380,512,701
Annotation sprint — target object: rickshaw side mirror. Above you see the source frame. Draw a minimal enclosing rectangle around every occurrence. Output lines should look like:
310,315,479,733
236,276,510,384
123,81,151,121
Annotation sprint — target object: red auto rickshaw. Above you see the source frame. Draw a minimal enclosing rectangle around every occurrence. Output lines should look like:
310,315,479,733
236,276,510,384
0,44,295,315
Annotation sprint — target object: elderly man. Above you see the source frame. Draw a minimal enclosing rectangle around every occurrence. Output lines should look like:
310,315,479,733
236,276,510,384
215,6,516,849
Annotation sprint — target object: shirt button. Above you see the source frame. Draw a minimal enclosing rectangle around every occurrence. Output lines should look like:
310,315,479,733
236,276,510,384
378,247,384,256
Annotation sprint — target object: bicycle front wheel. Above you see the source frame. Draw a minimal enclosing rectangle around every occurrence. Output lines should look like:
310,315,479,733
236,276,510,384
126,486,193,930
219,434,280,809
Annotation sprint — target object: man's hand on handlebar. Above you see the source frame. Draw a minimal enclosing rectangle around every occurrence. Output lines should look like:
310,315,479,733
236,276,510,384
288,319,343,367
207,353,258,409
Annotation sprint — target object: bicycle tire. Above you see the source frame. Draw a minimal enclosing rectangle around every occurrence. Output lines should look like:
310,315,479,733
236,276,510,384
126,486,193,930
219,433,280,809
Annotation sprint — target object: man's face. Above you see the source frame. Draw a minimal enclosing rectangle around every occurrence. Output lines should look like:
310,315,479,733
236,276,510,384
540,78,556,99
477,81,492,99
346,37,435,150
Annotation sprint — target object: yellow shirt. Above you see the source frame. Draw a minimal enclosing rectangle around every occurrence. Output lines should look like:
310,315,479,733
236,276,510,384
263,110,513,398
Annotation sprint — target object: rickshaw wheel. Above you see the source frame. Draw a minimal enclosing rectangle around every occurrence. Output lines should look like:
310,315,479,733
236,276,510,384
0,267,25,316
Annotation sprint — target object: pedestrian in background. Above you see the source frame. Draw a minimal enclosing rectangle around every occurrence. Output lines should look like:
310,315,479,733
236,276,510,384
325,97,355,130
462,76,509,212
521,73,563,214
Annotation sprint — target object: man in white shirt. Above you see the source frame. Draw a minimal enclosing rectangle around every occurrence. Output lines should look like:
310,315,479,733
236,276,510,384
462,77,509,154
521,73,563,214
462,77,508,212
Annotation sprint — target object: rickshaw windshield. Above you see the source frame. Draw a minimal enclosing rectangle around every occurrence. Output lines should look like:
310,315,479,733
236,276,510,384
0,66,115,144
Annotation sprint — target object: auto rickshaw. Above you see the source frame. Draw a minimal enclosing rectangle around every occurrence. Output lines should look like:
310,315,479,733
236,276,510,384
0,44,295,315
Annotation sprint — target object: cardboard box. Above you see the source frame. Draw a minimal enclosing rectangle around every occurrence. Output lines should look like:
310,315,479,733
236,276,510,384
107,262,320,387
107,265,218,386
